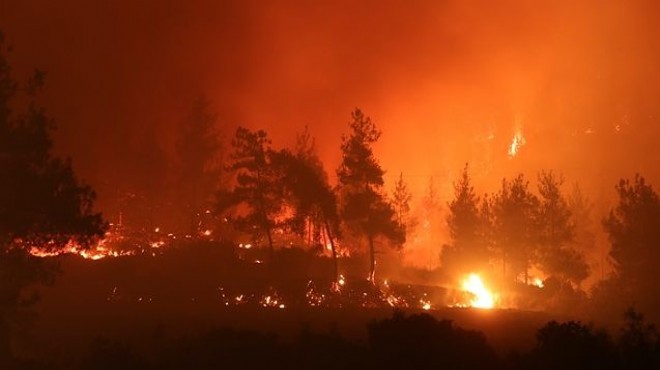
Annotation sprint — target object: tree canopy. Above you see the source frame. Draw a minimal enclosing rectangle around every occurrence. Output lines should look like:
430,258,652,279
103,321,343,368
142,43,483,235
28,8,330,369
337,109,404,282
216,127,282,260
442,164,490,276
0,33,106,361
0,34,105,251
602,175,660,314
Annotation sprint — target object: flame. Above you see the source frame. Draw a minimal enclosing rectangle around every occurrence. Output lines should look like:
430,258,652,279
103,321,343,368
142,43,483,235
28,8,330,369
508,129,526,158
532,278,544,288
260,293,285,309
27,233,138,260
462,274,494,309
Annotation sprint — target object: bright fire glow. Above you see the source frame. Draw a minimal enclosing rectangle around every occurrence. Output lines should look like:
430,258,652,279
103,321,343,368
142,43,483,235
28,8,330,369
462,274,494,309
508,129,526,158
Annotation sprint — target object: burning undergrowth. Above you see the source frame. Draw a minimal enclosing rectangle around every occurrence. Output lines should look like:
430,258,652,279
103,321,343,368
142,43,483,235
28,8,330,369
29,235,583,316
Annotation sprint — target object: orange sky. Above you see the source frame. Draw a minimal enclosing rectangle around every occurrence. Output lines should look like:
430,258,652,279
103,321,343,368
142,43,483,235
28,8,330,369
2,0,660,212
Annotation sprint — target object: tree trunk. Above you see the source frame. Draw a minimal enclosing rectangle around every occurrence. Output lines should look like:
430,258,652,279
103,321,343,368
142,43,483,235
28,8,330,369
368,235,376,283
266,226,274,263
324,220,338,283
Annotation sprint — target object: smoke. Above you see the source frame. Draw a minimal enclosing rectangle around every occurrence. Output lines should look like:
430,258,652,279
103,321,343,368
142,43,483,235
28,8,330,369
2,0,660,232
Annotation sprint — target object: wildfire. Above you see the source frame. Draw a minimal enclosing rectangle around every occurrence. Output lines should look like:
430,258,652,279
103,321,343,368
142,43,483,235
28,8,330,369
27,235,137,260
532,278,544,288
462,274,495,309
260,294,285,309
508,129,526,158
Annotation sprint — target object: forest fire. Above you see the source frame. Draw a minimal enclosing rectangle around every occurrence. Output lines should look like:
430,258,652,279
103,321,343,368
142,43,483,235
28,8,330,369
508,129,526,158
26,226,168,260
27,232,134,260
5,2,660,368
460,274,495,309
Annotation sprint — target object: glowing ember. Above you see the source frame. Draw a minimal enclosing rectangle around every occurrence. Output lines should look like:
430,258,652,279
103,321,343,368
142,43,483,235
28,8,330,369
260,293,285,308
420,299,431,311
150,241,165,249
305,280,327,307
385,294,405,308
462,274,494,309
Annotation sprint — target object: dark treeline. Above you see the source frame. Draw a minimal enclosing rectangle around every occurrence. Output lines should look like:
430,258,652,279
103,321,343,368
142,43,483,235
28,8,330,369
5,310,658,370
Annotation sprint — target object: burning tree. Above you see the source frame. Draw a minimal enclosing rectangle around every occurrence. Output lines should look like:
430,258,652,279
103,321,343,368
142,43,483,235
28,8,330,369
217,127,283,262
0,34,105,361
337,109,404,282
271,127,341,281
442,164,490,276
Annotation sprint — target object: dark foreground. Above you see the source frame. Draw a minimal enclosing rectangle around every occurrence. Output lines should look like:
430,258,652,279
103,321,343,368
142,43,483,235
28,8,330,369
3,251,659,369
6,306,660,370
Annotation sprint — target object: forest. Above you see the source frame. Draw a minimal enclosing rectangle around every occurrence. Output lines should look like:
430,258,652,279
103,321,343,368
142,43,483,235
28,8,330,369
2,2,660,367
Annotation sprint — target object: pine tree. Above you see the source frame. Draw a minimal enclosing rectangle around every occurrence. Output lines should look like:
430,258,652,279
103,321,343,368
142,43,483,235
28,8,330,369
491,174,538,284
272,126,341,281
0,34,106,360
536,171,588,286
175,98,222,235
442,164,489,275
603,175,660,313
217,127,282,261
391,172,412,231
337,109,404,282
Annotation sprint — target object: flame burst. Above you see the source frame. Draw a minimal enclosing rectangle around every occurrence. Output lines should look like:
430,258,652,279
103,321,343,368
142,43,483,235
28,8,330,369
508,129,526,158
462,274,494,309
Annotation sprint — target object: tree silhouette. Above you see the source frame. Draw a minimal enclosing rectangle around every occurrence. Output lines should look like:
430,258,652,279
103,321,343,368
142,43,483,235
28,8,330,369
618,308,660,369
530,320,617,370
536,171,588,286
368,311,498,370
271,134,340,281
0,33,105,363
415,177,444,270
119,127,170,232
217,127,282,262
442,164,489,275
567,183,598,276
336,109,404,282
391,172,413,233
603,174,660,315
491,174,538,284
175,98,222,235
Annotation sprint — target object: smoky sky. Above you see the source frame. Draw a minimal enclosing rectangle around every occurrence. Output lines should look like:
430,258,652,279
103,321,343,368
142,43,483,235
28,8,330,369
2,0,660,214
